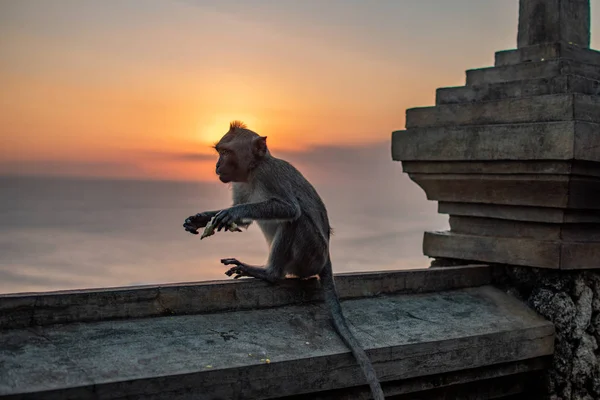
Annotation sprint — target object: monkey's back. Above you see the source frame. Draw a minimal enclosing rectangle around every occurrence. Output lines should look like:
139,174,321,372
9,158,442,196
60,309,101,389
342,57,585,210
269,157,331,235
255,156,332,276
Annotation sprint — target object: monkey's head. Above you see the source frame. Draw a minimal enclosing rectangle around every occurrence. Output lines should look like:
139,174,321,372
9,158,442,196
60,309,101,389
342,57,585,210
214,121,269,183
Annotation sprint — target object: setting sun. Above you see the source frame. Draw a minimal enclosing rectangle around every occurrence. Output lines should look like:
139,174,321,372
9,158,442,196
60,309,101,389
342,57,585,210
1,0,599,183
197,113,262,146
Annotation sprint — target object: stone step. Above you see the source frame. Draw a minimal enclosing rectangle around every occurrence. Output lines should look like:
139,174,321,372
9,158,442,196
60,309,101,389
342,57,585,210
495,42,600,67
392,121,600,163
438,202,600,224
402,160,600,178
436,75,600,105
465,59,600,86
424,231,600,270
310,361,548,400
0,284,553,399
405,94,600,129
405,172,600,210
448,215,600,242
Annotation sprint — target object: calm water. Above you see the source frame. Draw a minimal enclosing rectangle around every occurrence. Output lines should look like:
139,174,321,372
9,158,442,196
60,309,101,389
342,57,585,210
0,175,448,294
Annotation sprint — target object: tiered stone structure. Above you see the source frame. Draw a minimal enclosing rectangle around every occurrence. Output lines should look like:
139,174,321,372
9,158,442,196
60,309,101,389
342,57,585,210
393,0,599,269
393,1,600,398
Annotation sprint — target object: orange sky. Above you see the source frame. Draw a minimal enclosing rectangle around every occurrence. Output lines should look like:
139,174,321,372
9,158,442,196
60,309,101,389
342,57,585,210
1,0,599,181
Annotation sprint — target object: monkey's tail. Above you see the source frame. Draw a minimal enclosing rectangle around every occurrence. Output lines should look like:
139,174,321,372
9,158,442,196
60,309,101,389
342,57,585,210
320,259,385,400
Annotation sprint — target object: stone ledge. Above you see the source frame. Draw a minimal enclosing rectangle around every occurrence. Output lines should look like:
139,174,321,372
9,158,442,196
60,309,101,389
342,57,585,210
425,232,560,268
402,160,600,176
0,286,554,399
466,59,600,86
392,121,600,162
405,94,600,129
294,358,550,400
404,171,600,210
449,215,600,241
438,202,600,224
495,42,600,67
436,75,600,105
424,231,600,269
0,266,490,330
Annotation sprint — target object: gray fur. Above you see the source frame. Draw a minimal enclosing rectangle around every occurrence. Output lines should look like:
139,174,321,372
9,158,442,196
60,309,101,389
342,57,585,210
216,157,384,398
184,125,385,398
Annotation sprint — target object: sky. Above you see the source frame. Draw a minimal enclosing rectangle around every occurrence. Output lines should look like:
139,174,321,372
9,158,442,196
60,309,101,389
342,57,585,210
1,0,600,182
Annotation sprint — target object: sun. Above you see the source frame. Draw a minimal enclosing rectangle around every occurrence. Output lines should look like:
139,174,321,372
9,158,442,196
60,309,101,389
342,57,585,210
198,114,261,145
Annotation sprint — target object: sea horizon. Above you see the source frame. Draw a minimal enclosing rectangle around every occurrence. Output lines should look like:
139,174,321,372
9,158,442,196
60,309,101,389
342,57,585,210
0,172,448,295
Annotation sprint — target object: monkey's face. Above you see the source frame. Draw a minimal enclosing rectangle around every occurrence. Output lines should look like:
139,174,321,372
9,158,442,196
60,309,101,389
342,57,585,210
215,147,242,183
214,130,269,183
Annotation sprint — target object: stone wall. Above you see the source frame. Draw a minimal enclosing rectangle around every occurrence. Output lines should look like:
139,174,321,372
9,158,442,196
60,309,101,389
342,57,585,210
1,266,555,399
430,257,600,399
496,266,600,400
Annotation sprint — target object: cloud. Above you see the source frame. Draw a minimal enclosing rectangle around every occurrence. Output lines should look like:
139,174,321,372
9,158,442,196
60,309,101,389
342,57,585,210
139,151,216,162
133,141,401,185
0,160,146,179
277,141,388,165
173,153,217,161
149,142,392,169
272,140,404,186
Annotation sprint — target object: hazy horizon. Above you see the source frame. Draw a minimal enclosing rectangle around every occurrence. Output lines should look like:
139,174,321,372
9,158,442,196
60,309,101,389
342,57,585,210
0,168,448,295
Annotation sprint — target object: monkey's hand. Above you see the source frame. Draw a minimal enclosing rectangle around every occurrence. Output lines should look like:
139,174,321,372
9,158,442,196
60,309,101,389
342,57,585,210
183,212,217,235
200,219,241,240
212,207,245,232
222,258,251,279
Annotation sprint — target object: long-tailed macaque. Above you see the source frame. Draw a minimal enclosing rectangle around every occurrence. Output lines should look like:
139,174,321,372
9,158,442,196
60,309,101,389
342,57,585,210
183,121,384,399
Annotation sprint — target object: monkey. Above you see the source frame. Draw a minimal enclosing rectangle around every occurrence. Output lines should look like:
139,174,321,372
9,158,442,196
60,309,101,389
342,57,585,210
183,121,385,400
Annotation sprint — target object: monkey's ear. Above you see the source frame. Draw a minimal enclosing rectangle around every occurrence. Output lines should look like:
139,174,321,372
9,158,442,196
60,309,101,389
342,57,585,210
252,136,268,158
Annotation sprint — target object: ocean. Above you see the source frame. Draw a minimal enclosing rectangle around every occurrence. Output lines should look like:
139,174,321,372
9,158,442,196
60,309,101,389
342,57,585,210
0,175,448,294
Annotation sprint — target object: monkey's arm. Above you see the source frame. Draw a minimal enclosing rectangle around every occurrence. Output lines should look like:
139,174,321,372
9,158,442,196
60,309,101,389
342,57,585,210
212,198,300,231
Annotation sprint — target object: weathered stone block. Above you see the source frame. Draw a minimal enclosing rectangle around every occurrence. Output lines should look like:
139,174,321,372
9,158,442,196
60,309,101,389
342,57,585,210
517,0,590,48
406,94,600,129
495,42,600,66
449,216,563,240
410,173,572,208
0,266,492,329
395,122,600,164
403,160,574,176
437,75,600,105
0,286,554,399
425,231,600,270
394,122,583,162
450,216,600,242
561,243,600,269
466,60,600,86
438,202,600,224
424,231,562,269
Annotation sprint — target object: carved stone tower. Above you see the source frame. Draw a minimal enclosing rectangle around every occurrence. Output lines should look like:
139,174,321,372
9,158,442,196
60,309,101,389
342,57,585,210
393,0,599,270
392,1,600,398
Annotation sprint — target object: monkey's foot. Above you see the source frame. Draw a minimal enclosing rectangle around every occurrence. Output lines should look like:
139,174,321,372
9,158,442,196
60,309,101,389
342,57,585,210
221,258,277,282
222,258,251,279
